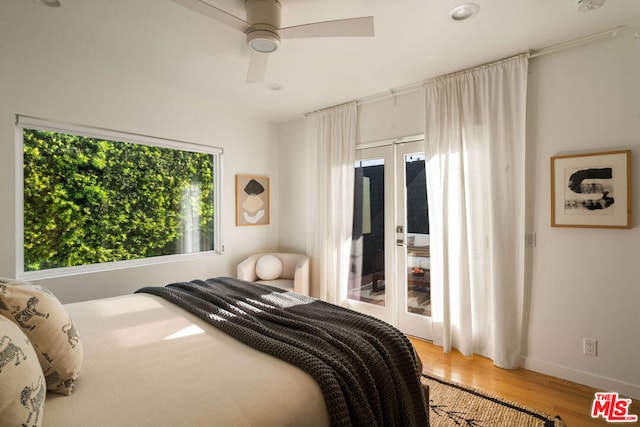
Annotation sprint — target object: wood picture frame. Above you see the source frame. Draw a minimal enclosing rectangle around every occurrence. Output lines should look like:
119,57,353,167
550,150,632,229
236,174,270,226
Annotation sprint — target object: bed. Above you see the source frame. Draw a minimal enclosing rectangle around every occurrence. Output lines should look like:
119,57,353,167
1,277,428,427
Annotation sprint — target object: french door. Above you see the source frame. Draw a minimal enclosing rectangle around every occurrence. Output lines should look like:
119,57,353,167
347,139,432,340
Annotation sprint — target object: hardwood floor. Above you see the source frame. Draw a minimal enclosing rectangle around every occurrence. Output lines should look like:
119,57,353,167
410,337,640,426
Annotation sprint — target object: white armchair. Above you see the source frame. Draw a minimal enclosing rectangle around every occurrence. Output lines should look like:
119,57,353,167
237,253,310,296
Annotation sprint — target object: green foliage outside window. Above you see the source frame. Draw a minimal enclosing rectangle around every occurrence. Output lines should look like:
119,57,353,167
23,129,215,272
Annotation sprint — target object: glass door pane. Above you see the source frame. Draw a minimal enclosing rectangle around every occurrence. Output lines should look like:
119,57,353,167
396,142,432,340
404,152,431,318
349,158,386,307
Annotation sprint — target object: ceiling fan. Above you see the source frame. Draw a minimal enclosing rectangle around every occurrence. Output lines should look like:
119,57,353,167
170,0,375,83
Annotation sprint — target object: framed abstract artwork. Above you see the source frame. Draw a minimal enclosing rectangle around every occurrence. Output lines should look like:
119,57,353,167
550,150,632,229
236,174,270,226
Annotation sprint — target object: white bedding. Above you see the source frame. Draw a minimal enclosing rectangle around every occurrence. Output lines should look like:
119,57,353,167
43,294,329,427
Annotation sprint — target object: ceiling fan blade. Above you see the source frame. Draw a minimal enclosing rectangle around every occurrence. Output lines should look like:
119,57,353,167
279,16,374,39
169,0,250,33
246,51,268,84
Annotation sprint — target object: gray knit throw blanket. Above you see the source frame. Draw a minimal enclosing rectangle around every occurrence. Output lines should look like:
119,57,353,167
136,277,429,427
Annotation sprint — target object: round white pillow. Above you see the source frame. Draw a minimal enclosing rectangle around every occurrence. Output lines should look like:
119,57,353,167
255,255,283,281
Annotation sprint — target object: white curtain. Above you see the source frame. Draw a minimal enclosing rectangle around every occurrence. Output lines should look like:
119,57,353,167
306,103,357,305
424,55,528,368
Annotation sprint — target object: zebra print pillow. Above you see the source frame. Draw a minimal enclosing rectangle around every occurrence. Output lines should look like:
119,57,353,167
0,281,82,396
0,315,46,427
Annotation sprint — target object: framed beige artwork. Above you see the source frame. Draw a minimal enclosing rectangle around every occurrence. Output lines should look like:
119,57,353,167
550,150,632,229
236,174,269,226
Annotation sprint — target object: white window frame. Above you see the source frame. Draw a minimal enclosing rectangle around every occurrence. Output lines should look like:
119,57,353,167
15,115,223,280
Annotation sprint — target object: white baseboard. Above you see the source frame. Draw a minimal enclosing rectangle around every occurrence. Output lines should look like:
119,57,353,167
521,356,640,400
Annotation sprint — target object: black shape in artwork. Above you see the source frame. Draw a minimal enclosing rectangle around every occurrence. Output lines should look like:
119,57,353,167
244,179,264,195
565,167,615,211
568,168,612,193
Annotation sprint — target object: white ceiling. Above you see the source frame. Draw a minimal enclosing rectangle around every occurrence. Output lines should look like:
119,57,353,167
3,0,640,123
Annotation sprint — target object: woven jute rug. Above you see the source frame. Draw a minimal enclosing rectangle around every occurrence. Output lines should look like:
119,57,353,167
422,373,566,427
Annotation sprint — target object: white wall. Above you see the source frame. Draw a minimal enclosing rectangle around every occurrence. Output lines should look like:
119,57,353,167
278,26,640,398
0,45,280,304
523,27,640,399
277,118,310,255
357,89,425,144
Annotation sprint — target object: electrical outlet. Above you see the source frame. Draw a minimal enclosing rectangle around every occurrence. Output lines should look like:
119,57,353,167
583,338,598,356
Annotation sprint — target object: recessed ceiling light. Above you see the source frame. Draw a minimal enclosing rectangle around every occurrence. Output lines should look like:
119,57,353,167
576,0,605,12
32,0,62,7
449,3,480,21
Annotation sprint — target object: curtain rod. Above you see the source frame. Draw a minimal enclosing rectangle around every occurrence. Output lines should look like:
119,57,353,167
305,25,626,115
529,25,625,58
304,101,357,117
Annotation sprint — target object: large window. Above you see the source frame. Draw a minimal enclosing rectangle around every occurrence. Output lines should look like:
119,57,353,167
16,116,222,279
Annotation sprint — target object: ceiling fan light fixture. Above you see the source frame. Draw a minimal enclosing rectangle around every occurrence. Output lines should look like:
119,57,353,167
449,3,480,21
247,30,280,53
169,0,375,84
